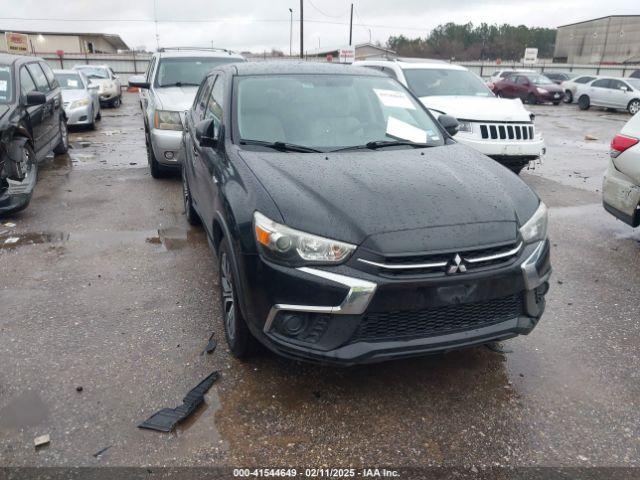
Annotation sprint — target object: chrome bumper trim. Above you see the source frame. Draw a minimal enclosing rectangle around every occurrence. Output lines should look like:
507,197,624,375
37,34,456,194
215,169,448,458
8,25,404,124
263,267,377,333
465,242,523,264
520,241,549,290
357,258,447,270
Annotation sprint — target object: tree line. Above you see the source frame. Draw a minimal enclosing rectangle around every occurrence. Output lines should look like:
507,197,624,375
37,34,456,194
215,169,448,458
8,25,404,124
386,23,557,61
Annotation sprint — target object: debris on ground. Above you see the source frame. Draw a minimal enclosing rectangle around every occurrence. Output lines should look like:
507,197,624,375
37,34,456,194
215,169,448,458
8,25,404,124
4,237,19,244
93,445,112,458
138,371,220,433
202,334,217,355
2,222,16,228
76,386,83,392
485,342,514,354
34,434,50,448
584,134,598,141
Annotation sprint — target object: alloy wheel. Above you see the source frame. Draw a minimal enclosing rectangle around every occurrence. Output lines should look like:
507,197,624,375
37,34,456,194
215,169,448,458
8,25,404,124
220,252,236,341
629,100,640,115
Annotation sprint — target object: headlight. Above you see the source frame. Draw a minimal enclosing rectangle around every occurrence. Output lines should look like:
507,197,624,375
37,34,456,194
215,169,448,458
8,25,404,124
457,121,473,133
154,110,182,131
70,98,90,109
536,88,548,94
519,202,548,244
254,211,355,266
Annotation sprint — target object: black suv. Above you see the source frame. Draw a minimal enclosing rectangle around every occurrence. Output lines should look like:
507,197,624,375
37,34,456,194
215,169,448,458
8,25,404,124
0,53,68,215
182,62,551,365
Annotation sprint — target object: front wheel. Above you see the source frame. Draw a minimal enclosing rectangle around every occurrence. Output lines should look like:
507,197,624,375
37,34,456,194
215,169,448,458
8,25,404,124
182,163,200,225
496,90,504,98
218,238,259,359
578,95,590,110
628,99,640,115
564,90,573,103
146,128,167,179
553,101,561,105
527,93,537,105
111,96,121,108
53,119,69,154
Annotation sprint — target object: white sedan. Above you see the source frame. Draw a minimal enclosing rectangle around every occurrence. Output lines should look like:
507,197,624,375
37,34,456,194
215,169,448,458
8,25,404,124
576,77,640,115
559,74,599,104
603,112,640,227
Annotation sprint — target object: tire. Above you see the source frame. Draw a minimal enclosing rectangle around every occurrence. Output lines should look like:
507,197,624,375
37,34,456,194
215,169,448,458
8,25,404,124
218,238,259,358
553,101,561,105
53,118,69,154
628,99,640,115
5,141,38,213
564,90,573,103
578,95,590,110
182,162,200,226
96,109,102,121
88,107,96,130
145,128,167,179
111,96,121,108
509,163,526,175
496,90,504,98
527,93,537,105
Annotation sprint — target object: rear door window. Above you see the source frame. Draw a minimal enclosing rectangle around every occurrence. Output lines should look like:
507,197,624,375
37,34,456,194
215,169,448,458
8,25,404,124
27,63,51,93
591,79,611,89
40,62,59,89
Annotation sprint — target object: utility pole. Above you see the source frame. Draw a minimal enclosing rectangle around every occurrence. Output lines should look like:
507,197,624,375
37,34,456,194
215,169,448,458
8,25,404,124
299,0,304,59
289,8,293,56
349,3,353,46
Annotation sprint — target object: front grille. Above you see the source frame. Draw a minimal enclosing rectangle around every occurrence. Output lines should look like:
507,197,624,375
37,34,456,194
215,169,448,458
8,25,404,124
357,241,522,277
479,123,534,141
349,294,523,343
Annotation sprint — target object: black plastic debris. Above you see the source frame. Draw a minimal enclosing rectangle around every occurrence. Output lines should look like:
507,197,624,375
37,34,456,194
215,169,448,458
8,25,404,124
93,445,112,458
138,371,220,433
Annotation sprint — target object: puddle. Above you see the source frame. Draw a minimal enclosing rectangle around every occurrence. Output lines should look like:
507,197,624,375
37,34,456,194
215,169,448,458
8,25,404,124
146,227,194,251
0,390,49,430
51,155,73,170
0,232,68,250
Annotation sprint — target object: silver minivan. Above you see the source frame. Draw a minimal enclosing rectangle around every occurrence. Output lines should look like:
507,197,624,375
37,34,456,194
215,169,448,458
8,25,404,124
128,48,245,178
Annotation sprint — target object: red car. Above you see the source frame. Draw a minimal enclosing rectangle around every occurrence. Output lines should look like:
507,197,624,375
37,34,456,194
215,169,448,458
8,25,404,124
492,73,565,105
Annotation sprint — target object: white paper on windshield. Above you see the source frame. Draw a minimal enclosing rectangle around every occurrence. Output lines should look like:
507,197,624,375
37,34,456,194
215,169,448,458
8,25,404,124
0,80,7,92
386,116,428,143
67,80,78,87
374,89,415,110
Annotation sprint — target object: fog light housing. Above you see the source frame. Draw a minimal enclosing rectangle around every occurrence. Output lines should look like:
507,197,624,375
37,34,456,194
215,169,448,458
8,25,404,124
273,312,331,344
164,151,175,160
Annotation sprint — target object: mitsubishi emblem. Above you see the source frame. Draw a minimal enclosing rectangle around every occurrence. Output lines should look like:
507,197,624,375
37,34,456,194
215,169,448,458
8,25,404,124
447,253,467,275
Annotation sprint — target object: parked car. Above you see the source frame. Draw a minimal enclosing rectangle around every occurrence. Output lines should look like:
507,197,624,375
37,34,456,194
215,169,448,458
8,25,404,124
73,65,122,108
576,77,640,115
0,54,68,215
492,73,565,105
544,72,571,84
355,58,545,174
630,70,640,79
128,48,245,178
489,69,535,84
560,74,599,103
603,113,640,227
54,69,100,129
182,62,551,365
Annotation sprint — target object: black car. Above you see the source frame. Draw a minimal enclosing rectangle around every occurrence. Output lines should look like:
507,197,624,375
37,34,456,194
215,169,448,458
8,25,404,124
182,62,551,365
0,53,68,215
544,72,571,84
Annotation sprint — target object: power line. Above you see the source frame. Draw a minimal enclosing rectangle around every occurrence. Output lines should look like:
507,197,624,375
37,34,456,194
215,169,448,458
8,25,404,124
306,0,349,19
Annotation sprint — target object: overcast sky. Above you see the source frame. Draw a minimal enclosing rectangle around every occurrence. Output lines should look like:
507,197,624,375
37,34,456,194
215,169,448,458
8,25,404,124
3,0,638,53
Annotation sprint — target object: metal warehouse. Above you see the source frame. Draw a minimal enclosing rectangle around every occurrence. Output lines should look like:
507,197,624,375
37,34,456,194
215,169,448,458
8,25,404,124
554,15,640,64
0,30,129,54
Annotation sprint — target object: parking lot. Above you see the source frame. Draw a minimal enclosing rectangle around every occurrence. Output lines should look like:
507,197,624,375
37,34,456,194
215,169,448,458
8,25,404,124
0,92,639,468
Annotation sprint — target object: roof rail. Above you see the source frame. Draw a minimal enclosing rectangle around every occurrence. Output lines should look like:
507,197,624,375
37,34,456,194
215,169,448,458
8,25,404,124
158,47,233,53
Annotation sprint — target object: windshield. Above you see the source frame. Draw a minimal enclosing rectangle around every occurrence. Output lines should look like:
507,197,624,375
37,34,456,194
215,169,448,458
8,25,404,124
528,74,554,85
155,57,242,87
403,68,493,97
75,66,109,79
235,74,444,151
626,78,640,90
55,73,85,90
0,64,12,104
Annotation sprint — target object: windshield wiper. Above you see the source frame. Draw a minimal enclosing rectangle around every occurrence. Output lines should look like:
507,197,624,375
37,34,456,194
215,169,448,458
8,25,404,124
331,140,434,152
239,139,322,153
159,82,200,88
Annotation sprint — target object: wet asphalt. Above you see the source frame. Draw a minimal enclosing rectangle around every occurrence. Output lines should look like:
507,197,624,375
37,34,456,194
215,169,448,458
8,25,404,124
0,93,639,468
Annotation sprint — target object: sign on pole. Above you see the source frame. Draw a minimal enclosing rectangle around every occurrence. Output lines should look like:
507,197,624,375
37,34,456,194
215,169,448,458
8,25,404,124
5,32,30,54
338,45,355,64
523,47,538,64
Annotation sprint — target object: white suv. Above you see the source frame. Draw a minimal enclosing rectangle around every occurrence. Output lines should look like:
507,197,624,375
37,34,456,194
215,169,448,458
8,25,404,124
128,48,245,178
355,58,545,173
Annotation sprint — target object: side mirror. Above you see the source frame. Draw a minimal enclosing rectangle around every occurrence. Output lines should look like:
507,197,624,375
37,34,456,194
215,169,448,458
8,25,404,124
128,75,150,89
438,114,459,137
25,91,47,106
195,118,218,148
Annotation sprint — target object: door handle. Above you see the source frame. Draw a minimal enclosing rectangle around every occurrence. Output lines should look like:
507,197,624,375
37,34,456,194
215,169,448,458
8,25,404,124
192,145,199,157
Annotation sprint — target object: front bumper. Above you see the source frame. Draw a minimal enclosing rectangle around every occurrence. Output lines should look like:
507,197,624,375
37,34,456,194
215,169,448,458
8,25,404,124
99,87,119,102
240,240,551,365
603,158,640,227
0,188,30,215
150,128,184,167
455,133,545,164
64,105,93,125
536,91,564,103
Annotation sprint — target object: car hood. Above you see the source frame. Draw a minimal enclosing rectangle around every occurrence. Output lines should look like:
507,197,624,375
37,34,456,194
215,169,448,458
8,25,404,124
61,89,90,103
239,144,539,254
419,95,532,122
154,86,199,112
